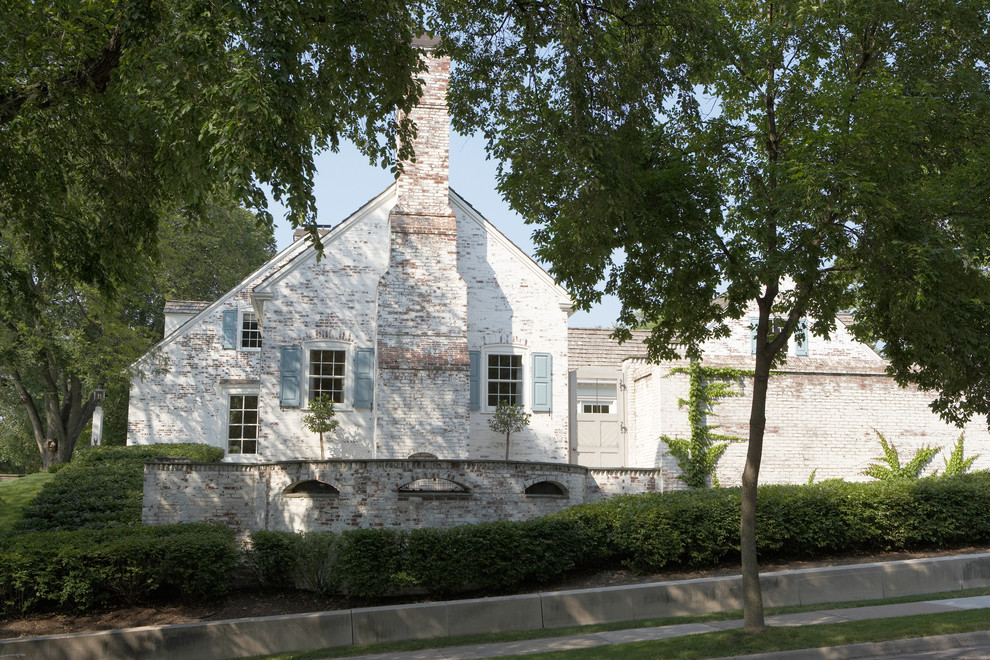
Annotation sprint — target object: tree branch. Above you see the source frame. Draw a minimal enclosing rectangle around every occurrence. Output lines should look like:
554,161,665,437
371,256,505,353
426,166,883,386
0,26,123,125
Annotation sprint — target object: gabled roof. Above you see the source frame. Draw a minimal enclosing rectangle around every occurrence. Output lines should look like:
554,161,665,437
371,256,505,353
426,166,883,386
135,184,572,364
250,185,572,308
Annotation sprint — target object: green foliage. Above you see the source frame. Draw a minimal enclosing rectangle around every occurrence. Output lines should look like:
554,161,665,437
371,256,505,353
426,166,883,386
662,363,750,488
557,473,990,573
248,531,302,589
488,400,531,460
862,431,940,481
302,395,340,459
0,1,426,293
0,196,275,467
337,529,408,599
942,434,979,477
295,533,343,597
438,0,990,626
16,444,223,533
0,523,236,615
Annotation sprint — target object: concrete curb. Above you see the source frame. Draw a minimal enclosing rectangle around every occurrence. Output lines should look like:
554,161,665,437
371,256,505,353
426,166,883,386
2,552,989,660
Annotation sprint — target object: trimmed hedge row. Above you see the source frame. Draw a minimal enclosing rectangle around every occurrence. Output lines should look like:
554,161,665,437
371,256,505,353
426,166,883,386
0,523,237,615
250,473,990,598
558,473,990,572
249,517,588,599
16,444,224,533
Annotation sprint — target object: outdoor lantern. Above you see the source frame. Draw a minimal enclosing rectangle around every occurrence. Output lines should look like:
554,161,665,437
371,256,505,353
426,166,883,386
94,387,105,403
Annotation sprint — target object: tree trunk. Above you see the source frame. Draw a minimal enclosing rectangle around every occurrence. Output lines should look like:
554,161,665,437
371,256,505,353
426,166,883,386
10,368,96,469
505,431,510,461
742,303,776,633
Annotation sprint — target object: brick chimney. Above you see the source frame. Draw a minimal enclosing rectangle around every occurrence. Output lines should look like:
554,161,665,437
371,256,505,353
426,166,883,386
374,38,471,458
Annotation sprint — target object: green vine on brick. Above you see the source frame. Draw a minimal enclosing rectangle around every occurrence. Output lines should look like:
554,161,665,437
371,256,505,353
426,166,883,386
661,361,752,488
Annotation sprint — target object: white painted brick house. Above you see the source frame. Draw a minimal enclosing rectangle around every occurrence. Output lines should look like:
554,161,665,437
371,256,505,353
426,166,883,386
128,48,572,464
132,44,990,535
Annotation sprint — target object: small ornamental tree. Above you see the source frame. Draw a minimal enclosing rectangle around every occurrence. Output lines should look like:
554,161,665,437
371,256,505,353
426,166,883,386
488,400,531,461
302,395,339,460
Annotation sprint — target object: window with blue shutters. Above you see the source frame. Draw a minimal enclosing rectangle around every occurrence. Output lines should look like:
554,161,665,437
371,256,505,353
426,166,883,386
532,353,552,412
795,318,809,356
469,351,480,410
354,348,374,408
221,310,237,349
279,346,302,407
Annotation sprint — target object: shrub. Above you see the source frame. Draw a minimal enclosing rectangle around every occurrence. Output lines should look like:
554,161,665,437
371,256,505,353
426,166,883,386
337,528,407,598
16,444,224,533
296,532,343,597
0,523,236,615
248,530,301,589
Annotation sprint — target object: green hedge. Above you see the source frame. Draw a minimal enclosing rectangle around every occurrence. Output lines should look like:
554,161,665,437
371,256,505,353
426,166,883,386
0,523,237,615
557,473,990,572
16,444,224,533
248,516,586,599
246,473,990,599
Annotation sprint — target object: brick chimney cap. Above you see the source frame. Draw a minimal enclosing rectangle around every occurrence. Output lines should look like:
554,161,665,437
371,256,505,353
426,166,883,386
412,33,440,48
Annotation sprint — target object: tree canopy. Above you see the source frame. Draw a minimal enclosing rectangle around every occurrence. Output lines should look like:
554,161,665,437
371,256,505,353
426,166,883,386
0,196,275,470
436,0,990,631
1,0,427,292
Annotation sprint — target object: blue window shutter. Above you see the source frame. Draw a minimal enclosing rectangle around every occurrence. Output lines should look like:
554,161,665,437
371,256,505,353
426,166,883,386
354,348,374,408
279,346,302,407
469,351,480,410
796,318,809,356
750,317,758,355
532,353,552,412
222,310,237,349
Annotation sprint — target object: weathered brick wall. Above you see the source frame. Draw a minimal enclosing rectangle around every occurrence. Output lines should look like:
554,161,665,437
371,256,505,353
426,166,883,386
376,50,470,457
623,311,990,486
455,195,572,463
143,459,596,536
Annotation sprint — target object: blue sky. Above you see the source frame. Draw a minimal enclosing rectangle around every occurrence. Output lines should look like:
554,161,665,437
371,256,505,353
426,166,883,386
265,133,621,328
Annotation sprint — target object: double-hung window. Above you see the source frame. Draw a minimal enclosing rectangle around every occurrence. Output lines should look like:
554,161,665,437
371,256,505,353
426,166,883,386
487,353,523,407
227,394,259,454
309,348,346,404
240,312,262,349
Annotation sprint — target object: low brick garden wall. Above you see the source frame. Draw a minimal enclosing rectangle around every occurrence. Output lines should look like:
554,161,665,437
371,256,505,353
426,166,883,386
142,459,676,536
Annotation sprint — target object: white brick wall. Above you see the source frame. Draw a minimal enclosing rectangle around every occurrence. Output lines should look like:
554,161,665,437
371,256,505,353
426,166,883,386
622,307,990,486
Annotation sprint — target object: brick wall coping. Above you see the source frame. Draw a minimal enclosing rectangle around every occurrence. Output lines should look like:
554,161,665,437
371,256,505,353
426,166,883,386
143,459,590,473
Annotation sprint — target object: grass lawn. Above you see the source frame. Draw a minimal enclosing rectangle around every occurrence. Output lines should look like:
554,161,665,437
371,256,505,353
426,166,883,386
249,588,990,660
0,472,52,536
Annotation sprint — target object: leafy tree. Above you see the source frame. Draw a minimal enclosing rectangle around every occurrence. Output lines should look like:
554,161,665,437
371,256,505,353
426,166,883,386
436,0,990,631
862,430,940,481
302,395,340,460
1,0,427,294
488,400,531,460
0,197,275,468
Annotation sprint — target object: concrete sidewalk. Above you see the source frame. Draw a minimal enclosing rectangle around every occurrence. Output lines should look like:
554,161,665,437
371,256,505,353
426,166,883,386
337,596,990,660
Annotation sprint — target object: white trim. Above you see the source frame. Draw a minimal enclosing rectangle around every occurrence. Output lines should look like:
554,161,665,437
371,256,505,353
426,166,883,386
252,186,396,295
238,309,262,352
449,190,573,310
223,388,260,456
303,340,354,411
482,346,527,413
